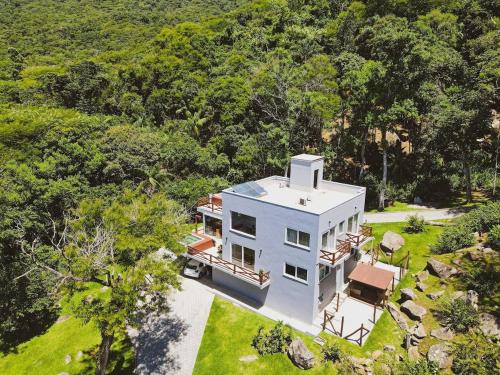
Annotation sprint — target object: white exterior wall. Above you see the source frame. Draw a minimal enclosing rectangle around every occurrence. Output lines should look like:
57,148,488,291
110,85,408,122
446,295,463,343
220,191,320,324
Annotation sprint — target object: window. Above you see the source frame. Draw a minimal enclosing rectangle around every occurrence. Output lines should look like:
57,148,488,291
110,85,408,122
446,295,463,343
313,169,319,189
319,264,331,281
321,232,328,249
231,243,255,270
339,221,345,234
231,211,256,236
285,228,310,248
284,263,308,282
205,215,222,238
347,217,353,233
347,213,358,233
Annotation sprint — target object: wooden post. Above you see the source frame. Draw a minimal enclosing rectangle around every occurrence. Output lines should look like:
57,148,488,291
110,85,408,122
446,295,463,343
390,252,394,265
392,276,395,292
336,292,340,312
233,263,236,274
373,303,376,323
340,316,344,337
360,323,364,345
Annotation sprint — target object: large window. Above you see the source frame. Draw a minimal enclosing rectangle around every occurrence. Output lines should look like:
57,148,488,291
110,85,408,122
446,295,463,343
231,244,255,270
347,213,358,233
231,211,256,236
286,228,310,248
319,264,331,281
321,232,328,249
205,215,222,238
338,220,345,234
284,263,308,283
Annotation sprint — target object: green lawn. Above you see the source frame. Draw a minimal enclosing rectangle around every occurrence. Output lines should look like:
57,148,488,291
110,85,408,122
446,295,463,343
0,283,134,375
366,201,421,213
194,222,447,373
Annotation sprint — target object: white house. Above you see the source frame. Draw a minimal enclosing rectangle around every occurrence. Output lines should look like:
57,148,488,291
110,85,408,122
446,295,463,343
185,154,372,325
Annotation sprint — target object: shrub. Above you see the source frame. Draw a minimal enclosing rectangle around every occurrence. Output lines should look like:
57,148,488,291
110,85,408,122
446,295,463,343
252,321,292,355
432,225,474,253
488,224,500,250
437,298,480,333
321,342,342,363
459,201,500,234
404,214,425,233
464,263,500,297
398,358,439,375
451,332,499,374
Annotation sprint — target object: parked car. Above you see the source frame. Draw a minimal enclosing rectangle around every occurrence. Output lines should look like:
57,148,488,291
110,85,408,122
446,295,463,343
183,259,207,278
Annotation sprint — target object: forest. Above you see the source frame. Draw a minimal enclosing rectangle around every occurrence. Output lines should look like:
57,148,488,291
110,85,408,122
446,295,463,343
0,0,498,373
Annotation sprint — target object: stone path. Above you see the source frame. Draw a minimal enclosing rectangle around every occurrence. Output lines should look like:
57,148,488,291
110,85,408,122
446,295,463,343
364,208,465,223
129,276,214,375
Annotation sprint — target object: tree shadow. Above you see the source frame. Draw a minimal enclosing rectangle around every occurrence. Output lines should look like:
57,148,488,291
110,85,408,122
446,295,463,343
130,313,189,374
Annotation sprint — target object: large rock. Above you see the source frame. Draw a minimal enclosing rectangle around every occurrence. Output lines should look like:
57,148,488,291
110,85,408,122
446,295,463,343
387,302,409,331
416,282,427,292
465,290,479,310
426,259,458,278
411,322,427,339
430,327,454,341
427,343,452,369
400,288,416,301
381,231,405,253
287,338,315,370
400,301,427,321
427,291,445,300
479,313,500,338
408,346,421,361
416,270,429,282
349,357,373,375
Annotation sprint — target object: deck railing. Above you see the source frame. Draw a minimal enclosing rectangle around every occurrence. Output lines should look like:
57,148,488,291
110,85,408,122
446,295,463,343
319,239,352,265
197,195,222,212
346,225,373,247
187,246,270,286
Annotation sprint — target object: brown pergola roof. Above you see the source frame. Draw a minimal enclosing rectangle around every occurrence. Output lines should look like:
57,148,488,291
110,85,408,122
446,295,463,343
348,263,395,291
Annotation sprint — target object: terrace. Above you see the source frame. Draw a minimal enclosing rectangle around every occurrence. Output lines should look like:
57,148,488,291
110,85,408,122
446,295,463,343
197,194,222,215
319,225,374,266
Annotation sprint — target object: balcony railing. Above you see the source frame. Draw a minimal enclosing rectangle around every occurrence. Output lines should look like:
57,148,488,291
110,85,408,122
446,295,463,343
187,246,270,287
346,225,373,247
197,195,222,213
319,239,352,265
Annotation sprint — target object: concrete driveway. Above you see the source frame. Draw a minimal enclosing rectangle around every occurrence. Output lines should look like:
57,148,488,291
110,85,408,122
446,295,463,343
129,276,214,375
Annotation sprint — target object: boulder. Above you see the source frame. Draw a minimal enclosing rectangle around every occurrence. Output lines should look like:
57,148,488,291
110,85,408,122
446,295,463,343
467,251,482,261
482,247,495,254
400,301,427,321
430,327,454,341
427,343,452,369
400,288,416,301
465,290,479,309
387,302,409,331
349,357,373,375
408,346,420,361
381,231,405,253
416,282,427,292
416,270,429,282
412,322,427,339
479,313,500,338
287,338,315,370
452,291,465,300
427,291,445,300
384,344,395,352
76,351,83,360
427,259,458,278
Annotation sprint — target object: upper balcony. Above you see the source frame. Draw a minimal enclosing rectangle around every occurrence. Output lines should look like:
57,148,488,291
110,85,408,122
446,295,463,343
319,225,373,266
197,194,223,217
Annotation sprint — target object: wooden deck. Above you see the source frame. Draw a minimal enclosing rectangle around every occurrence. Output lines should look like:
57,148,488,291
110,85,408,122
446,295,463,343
345,225,373,247
319,239,352,265
197,195,222,213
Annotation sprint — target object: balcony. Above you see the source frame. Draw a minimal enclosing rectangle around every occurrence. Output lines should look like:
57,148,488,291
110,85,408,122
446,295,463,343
197,194,222,214
346,225,373,247
319,239,352,265
186,242,270,289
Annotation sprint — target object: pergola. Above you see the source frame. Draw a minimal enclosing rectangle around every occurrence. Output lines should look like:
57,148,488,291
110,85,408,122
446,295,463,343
347,263,395,306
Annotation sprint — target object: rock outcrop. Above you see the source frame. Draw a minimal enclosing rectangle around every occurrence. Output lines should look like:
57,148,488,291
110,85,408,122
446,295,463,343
427,343,452,369
287,338,315,369
387,302,409,331
400,301,427,321
427,290,445,300
431,327,454,341
479,313,500,338
427,259,458,278
400,288,416,301
380,231,405,253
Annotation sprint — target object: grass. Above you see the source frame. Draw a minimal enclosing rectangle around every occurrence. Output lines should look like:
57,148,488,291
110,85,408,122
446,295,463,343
366,201,422,213
0,283,134,375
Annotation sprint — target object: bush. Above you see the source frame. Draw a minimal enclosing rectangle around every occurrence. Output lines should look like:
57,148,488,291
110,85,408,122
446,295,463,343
432,225,474,253
488,224,500,250
451,332,499,374
321,342,342,363
252,321,292,355
398,359,439,375
404,214,425,233
464,263,500,297
459,202,500,234
437,298,480,333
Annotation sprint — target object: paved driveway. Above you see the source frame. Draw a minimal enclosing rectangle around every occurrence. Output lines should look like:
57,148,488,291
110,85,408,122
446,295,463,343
129,276,214,375
364,208,464,223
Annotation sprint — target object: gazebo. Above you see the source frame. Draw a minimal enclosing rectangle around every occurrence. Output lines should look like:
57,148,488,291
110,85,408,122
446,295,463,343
347,263,395,306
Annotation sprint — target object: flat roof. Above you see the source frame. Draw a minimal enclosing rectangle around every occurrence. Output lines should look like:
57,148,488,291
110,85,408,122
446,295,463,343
348,263,394,290
223,176,365,215
291,154,324,162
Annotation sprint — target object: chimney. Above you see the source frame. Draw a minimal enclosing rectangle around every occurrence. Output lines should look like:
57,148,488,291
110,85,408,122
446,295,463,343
289,154,324,192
